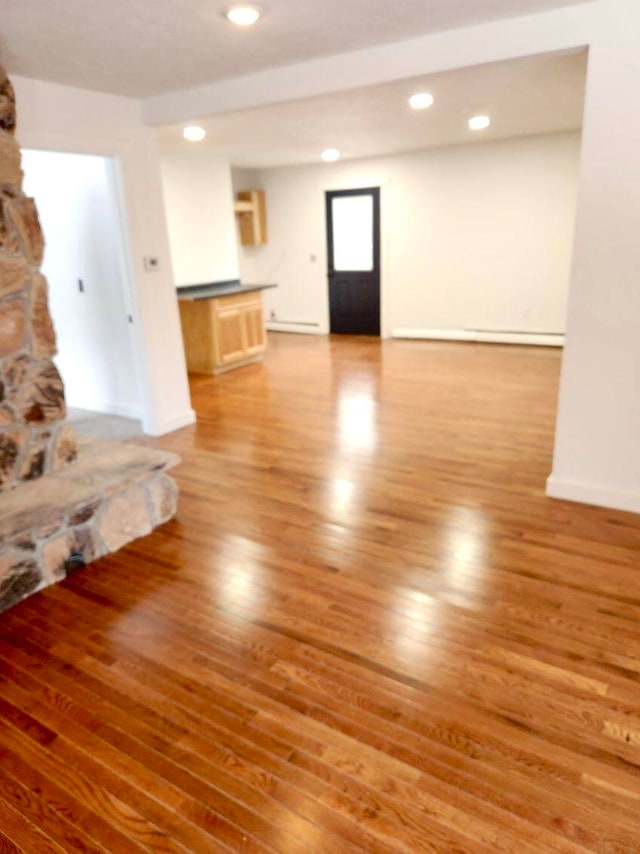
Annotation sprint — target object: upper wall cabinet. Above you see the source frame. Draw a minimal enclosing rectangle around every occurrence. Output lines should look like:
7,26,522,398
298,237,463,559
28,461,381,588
235,189,267,246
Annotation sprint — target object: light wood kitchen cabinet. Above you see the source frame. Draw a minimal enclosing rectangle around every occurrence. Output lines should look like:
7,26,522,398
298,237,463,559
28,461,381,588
178,289,267,375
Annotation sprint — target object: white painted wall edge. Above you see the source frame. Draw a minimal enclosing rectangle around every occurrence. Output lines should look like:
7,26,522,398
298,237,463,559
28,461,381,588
392,329,565,346
14,119,193,440
145,408,197,437
266,322,326,335
142,3,596,125
546,475,640,515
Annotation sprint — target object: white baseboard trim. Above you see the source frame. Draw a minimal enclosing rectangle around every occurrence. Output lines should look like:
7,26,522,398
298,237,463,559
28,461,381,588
546,475,640,514
392,328,565,347
145,408,197,437
266,322,325,335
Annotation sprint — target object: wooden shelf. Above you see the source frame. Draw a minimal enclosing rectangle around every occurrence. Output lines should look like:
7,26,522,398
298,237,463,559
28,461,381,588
235,189,267,246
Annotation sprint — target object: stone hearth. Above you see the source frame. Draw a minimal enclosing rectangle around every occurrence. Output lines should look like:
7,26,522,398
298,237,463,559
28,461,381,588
0,67,180,612
0,437,179,612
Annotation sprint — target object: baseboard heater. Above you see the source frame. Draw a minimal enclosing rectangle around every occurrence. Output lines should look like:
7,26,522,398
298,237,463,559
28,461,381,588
392,328,565,347
267,320,320,327
266,320,323,335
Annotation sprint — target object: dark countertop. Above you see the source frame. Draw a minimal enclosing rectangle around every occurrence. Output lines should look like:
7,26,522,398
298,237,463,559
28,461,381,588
177,281,277,301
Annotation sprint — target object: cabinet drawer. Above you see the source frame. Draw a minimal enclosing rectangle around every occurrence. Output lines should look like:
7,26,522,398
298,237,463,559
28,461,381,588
212,291,262,312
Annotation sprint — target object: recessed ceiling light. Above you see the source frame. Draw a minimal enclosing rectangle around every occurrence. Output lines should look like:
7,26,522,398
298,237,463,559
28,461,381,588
409,92,434,110
183,125,206,142
469,115,491,131
321,148,340,162
225,4,261,26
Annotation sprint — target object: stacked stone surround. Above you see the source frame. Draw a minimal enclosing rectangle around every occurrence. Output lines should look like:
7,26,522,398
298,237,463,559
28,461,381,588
0,68,78,488
0,67,179,613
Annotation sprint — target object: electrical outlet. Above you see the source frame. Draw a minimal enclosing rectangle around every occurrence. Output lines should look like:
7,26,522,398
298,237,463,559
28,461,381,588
270,310,276,320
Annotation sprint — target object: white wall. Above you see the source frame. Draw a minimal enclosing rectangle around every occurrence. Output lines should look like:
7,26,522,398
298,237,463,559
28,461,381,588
22,149,140,418
233,132,580,339
161,152,240,287
547,0,640,513
12,75,194,435
231,168,261,284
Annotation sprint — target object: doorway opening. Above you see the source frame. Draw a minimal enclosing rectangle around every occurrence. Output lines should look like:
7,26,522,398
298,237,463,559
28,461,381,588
326,187,380,335
21,149,143,439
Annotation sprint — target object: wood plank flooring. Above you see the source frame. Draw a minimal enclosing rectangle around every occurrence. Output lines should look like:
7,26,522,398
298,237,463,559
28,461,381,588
1,333,640,852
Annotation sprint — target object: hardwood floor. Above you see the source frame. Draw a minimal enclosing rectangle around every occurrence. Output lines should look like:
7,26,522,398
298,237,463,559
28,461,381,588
1,333,640,852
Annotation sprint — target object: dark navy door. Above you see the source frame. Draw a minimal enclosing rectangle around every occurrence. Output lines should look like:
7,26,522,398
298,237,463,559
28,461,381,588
326,187,380,335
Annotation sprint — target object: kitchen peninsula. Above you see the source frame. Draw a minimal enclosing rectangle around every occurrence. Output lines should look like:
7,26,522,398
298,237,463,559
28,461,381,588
177,281,276,375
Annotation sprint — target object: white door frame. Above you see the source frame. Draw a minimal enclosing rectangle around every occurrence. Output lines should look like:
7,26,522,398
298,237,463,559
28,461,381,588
17,133,156,431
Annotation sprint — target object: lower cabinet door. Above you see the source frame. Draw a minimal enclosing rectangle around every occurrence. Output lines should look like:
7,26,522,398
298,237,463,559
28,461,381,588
214,306,246,365
212,292,268,370
244,302,266,356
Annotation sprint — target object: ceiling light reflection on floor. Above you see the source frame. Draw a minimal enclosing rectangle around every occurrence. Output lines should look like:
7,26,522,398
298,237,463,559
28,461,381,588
215,535,267,610
337,391,377,452
392,589,441,659
223,569,256,601
444,506,488,596
399,588,438,627
330,477,356,513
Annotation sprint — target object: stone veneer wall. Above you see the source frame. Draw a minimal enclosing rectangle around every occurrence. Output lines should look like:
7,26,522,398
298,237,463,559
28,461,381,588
0,68,180,613
0,66,77,490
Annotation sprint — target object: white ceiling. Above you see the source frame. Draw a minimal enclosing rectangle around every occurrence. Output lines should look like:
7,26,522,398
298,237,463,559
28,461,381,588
0,0,593,98
157,50,588,168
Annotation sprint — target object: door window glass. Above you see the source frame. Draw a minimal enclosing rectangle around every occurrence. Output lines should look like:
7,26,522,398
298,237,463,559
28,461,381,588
331,195,374,272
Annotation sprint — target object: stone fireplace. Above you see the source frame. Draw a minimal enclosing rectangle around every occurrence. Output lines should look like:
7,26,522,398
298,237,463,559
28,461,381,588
0,67,179,612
